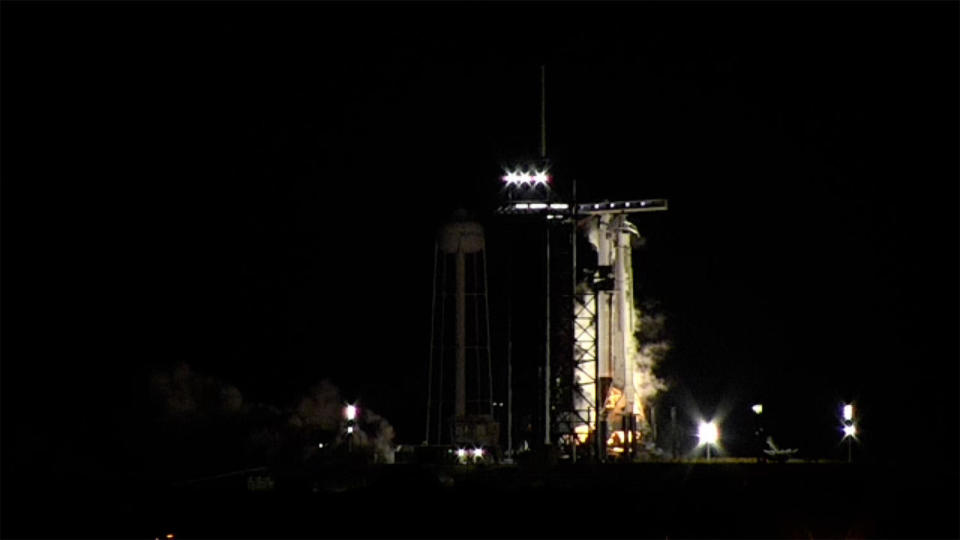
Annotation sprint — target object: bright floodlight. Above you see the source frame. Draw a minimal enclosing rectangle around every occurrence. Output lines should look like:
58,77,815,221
502,171,521,184
532,171,549,184
698,421,719,445
456,448,466,458
843,404,853,421
345,405,357,421
347,426,354,434
752,404,763,415
472,448,484,458
843,424,857,438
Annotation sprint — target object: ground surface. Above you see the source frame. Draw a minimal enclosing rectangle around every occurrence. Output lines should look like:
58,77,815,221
4,461,958,538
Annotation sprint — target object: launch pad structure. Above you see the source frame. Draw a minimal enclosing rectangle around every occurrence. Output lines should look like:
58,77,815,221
495,65,669,462
497,179,668,462
425,66,668,462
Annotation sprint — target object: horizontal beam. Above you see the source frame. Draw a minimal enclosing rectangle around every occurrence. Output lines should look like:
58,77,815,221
496,198,668,217
576,199,668,215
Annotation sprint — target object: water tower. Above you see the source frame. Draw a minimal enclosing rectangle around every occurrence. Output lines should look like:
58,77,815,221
424,210,498,448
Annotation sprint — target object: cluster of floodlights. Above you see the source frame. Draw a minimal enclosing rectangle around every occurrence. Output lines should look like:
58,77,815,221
502,169,550,185
454,447,485,464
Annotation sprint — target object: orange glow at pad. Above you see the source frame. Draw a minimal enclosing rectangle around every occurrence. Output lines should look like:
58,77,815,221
604,387,624,410
606,429,641,448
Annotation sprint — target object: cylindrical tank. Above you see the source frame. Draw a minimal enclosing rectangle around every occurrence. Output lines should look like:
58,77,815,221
438,220,485,254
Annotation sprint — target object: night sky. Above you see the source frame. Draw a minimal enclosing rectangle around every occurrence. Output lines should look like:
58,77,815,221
2,0,957,490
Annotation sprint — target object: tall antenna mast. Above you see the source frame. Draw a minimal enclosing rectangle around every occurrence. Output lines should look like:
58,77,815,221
540,64,547,158
540,64,551,447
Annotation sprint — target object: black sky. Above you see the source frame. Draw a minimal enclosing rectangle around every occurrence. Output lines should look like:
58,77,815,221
2,1,958,477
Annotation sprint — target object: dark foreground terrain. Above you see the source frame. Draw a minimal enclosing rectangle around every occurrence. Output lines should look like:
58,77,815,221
4,461,958,538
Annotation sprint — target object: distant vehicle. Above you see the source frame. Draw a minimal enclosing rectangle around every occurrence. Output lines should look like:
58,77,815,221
763,436,798,462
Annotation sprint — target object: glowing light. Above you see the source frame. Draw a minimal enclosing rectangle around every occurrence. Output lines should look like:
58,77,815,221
752,404,763,415
549,203,568,210
698,421,719,446
606,429,641,448
843,424,857,438
514,203,529,209
347,426,354,434
533,171,549,183
166,535,175,540
502,171,522,184
843,404,853,421
345,405,357,421
607,431,623,447
456,448,466,458
318,443,324,449
603,386,624,410
530,203,547,209
574,424,591,444
472,448,484,458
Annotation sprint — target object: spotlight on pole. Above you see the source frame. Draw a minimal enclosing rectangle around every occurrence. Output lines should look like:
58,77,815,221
841,402,857,463
345,405,357,421
698,421,718,444
698,421,719,460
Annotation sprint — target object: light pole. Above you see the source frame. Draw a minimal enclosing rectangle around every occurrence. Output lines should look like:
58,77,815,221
751,404,764,462
345,404,358,453
698,421,719,461
841,403,856,463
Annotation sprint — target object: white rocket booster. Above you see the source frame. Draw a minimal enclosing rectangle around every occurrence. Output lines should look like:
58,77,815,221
586,213,641,425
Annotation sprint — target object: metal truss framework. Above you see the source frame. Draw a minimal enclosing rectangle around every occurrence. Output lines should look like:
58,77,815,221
548,220,577,451
571,289,598,456
497,194,667,462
